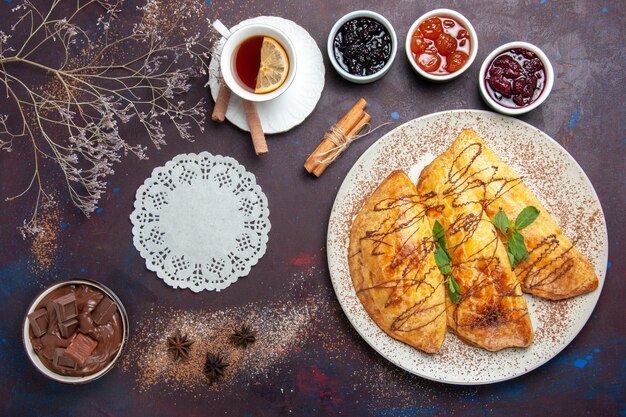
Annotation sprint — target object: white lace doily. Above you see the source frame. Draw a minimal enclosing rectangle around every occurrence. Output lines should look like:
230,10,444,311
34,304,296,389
130,153,271,292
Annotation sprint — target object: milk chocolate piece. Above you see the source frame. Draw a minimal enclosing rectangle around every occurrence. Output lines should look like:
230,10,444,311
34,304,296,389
65,333,98,366
58,318,79,339
78,312,95,334
51,293,78,322
92,296,117,325
27,309,49,337
28,284,124,377
53,348,77,370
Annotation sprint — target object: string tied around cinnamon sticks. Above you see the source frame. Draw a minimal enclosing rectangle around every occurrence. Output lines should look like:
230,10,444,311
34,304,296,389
304,98,390,177
314,121,392,166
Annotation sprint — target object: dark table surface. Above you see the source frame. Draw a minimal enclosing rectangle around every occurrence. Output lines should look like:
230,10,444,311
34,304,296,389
1,0,624,416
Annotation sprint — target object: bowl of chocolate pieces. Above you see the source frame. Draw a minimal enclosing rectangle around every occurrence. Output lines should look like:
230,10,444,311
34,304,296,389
23,279,128,383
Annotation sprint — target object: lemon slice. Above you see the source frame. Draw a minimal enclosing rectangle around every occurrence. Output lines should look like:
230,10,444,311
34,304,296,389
254,37,289,94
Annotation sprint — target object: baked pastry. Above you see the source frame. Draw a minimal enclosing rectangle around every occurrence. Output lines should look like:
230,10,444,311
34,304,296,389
439,129,598,300
348,171,446,353
417,138,534,351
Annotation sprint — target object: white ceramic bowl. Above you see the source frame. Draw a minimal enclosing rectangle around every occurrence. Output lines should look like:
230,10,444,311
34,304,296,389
479,41,554,116
406,9,478,82
327,10,397,84
23,279,129,384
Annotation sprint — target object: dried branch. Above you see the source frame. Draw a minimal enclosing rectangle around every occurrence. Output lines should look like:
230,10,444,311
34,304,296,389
0,0,214,237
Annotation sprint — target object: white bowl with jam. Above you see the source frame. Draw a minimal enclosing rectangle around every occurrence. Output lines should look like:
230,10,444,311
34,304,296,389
328,10,397,84
479,41,554,116
406,9,478,82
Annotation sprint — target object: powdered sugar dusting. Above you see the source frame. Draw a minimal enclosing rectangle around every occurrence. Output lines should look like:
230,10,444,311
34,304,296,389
121,279,319,395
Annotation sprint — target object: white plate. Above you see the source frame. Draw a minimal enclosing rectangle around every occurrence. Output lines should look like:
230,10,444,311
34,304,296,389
327,110,607,385
209,16,325,134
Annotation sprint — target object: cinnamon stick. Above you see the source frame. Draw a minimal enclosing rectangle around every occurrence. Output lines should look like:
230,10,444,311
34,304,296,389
304,98,368,176
243,100,268,155
211,83,231,122
309,112,371,177
347,111,371,140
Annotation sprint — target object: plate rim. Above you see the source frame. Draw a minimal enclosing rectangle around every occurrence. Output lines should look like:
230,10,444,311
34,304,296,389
327,109,608,385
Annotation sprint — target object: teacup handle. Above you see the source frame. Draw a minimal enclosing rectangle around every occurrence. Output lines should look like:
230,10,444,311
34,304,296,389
212,20,232,39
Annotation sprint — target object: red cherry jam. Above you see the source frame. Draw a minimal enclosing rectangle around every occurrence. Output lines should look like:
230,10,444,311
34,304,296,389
484,48,546,108
409,16,471,75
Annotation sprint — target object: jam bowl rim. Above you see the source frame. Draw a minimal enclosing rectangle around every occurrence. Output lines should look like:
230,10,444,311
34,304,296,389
478,41,554,116
327,10,398,84
405,8,479,82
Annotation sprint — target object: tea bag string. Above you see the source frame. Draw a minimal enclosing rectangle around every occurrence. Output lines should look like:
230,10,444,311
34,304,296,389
317,121,393,164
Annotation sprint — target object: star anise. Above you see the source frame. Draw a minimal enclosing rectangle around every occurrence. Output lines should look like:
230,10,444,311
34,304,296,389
203,352,229,384
230,324,257,348
166,329,194,362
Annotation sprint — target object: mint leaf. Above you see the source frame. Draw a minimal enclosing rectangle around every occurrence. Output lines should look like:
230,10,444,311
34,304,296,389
433,221,446,249
515,206,540,230
434,246,452,275
508,250,516,269
447,276,461,304
493,210,509,235
509,230,529,264
432,221,461,304
433,221,451,259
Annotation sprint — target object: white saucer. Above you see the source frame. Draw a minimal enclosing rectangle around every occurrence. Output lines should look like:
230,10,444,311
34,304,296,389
209,16,325,134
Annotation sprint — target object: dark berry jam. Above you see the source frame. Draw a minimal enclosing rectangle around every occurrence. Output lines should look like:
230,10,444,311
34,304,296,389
333,17,392,76
485,48,546,108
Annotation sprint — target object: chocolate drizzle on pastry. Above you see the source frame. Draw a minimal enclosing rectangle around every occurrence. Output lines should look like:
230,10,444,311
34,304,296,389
349,129,597,353
433,129,598,300
417,132,534,351
349,171,447,353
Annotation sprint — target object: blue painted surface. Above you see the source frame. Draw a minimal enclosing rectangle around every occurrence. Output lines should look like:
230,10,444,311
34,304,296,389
574,359,588,368
569,108,583,129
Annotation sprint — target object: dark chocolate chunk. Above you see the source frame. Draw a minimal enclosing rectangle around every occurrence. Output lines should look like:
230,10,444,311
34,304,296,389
53,348,77,370
58,318,79,339
27,309,49,337
51,293,78,322
91,296,117,325
65,333,98,366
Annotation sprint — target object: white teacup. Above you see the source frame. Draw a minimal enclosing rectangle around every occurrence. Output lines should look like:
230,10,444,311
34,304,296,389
214,20,297,102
